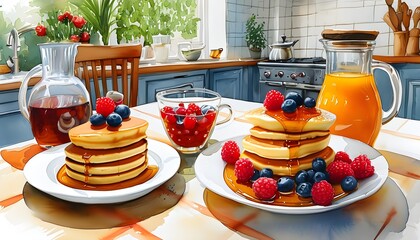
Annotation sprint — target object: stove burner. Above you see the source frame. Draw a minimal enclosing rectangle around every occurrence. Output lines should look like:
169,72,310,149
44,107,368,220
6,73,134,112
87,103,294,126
270,57,326,64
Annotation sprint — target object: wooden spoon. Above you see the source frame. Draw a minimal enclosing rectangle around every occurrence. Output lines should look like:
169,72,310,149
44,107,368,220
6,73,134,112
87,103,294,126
401,2,410,31
384,12,398,32
413,7,420,28
388,6,401,31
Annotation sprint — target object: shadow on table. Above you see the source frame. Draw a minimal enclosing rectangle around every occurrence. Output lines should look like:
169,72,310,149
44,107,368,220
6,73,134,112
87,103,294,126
23,174,185,229
204,177,409,240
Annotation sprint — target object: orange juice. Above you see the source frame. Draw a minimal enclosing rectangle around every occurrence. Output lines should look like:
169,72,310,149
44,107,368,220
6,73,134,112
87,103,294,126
316,72,382,146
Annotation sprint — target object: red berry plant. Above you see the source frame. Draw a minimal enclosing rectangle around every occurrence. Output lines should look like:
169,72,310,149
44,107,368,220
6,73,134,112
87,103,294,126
35,10,93,43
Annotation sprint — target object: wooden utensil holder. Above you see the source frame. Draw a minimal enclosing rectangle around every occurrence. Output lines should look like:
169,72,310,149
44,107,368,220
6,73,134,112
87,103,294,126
394,31,407,56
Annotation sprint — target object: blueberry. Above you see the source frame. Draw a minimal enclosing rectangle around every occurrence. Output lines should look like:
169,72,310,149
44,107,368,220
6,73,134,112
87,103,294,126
296,182,313,198
277,177,295,193
250,169,260,182
312,157,327,172
285,92,303,106
281,99,297,113
106,113,122,127
304,97,316,108
201,105,216,115
307,169,316,183
313,171,328,183
295,170,309,184
90,113,106,126
114,104,131,119
341,176,358,192
260,168,273,178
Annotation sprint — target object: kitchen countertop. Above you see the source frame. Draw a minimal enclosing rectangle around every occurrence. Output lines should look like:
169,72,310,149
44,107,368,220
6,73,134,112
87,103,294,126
0,98,419,239
0,58,260,91
373,55,420,64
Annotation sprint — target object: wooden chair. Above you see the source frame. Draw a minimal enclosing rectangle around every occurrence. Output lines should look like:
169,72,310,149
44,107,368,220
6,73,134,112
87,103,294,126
75,44,142,108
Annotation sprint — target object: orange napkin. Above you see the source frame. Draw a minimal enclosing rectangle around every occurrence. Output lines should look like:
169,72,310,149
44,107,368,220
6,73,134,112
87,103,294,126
1,144,45,170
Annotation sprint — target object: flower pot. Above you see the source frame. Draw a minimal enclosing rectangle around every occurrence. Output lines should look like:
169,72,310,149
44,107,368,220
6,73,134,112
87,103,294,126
249,48,262,59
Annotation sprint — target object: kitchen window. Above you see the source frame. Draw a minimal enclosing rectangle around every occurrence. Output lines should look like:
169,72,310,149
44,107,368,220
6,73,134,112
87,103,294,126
168,0,227,59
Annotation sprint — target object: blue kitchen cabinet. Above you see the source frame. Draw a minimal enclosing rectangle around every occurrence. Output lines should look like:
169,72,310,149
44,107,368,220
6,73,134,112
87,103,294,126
375,63,420,120
0,89,34,147
139,70,208,104
209,67,247,100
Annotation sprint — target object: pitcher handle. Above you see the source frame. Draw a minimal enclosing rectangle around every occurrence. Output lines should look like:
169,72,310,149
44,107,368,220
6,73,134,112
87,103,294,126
18,64,42,121
372,61,402,124
216,104,233,125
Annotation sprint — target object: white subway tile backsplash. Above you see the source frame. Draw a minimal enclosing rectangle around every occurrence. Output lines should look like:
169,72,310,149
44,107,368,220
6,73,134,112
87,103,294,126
227,0,420,58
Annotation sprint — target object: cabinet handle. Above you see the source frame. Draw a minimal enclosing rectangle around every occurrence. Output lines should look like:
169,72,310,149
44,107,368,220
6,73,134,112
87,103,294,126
0,109,21,116
155,83,194,100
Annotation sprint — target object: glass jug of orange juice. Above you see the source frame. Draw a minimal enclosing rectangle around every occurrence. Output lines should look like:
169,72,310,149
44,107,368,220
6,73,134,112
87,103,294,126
317,30,402,146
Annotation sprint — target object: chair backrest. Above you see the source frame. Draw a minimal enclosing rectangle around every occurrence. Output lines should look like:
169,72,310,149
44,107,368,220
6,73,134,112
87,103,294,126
75,44,142,108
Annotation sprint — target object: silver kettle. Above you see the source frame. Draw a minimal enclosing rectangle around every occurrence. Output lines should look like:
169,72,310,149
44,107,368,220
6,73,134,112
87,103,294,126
269,35,299,61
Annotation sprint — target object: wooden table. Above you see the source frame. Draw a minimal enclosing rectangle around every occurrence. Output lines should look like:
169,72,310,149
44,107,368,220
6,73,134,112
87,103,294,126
1,98,419,239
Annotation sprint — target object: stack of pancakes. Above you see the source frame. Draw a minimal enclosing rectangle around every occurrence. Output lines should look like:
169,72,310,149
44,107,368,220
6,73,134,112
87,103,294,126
242,107,336,176
64,116,149,185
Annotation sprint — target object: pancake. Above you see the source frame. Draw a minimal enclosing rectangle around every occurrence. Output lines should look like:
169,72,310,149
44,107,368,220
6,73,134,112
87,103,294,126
65,152,147,175
241,147,335,176
250,126,330,140
65,160,148,185
69,116,148,149
65,139,147,164
242,135,331,159
244,107,336,132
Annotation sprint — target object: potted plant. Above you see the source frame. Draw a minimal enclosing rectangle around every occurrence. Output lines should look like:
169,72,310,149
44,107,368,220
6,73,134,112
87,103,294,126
115,0,200,46
245,14,266,59
70,0,118,45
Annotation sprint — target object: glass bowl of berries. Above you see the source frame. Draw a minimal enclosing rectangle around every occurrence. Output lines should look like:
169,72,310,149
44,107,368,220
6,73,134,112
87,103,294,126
156,88,232,154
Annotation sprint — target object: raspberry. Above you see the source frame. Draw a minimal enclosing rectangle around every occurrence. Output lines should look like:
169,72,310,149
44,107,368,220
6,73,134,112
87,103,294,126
334,151,352,164
252,177,278,200
263,90,284,111
311,180,335,206
234,158,254,182
326,161,355,183
351,154,375,179
175,106,187,116
96,97,116,117
221,140,240,164
187,103,202,115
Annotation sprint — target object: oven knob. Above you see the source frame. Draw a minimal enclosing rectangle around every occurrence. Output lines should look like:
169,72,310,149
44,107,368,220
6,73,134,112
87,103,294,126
264,71,271,78
290,72,306,79
277,71,284,78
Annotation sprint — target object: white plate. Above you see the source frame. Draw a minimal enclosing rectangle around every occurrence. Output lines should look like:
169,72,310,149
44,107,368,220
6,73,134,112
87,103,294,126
23,139,180,204
195,135,388,214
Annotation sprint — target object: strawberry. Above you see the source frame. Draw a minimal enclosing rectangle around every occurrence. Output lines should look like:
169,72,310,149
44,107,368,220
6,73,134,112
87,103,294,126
326,160,355,183
311,180,335,206
221,140,240,164
263,90,284,111
183,115,197,130
334,151,352,164
96,97,116,117
252,177,278,200
234,158,254,182
351,154,375,179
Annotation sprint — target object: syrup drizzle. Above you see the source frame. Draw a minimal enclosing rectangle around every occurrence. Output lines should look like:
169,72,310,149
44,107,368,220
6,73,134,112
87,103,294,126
57,165,158,191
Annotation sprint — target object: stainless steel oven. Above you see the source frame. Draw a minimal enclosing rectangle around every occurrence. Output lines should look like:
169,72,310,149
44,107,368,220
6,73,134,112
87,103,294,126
257,57,326,102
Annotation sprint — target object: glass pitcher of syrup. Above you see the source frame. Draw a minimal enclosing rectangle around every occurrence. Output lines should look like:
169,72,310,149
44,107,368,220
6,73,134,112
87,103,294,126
317,30,402,146
18,43,91,149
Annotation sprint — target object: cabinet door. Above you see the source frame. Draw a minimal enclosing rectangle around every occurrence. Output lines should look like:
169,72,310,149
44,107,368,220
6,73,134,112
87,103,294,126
406,79,420,120
139,70,207,104
0,89,34,147
209,67,243,99
390,63,420,119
